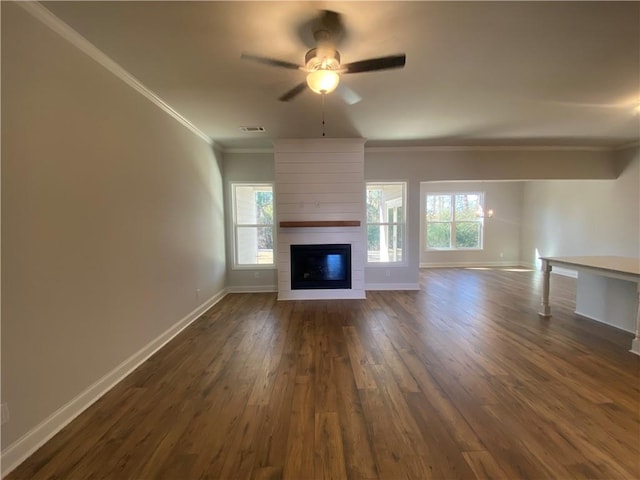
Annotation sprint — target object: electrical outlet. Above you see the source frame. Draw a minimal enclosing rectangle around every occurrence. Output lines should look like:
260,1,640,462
195,288,201,300
1,403,9,425
385,270,391,277
254,271,260,279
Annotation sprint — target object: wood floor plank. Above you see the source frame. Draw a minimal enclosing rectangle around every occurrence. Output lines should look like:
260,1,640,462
358,383,412,479
462,451,510,480
7,270,639,480
333,354,379,480
364,303,420,393
314,412,348,480
314,304,340,414
282,375,315,479
217,405,268,480
482,403,575,478
343,325,378,390
404,391,480,480
246,310,290,406
251,354,297,475
394,342,486,452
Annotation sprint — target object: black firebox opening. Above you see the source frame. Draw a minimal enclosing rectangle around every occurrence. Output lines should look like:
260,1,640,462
291,244,352,290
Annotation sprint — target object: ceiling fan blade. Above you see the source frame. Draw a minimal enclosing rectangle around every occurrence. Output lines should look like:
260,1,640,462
343,54,406,74
279,82,307,102
336,84,362,105
241,53,301,70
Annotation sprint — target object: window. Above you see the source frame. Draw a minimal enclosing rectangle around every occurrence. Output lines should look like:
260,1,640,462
366,182,406,263
232,183,274,266
425,192,484,250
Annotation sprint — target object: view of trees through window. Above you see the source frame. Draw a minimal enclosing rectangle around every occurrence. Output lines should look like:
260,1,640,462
255,190,273,257
426,193,483,249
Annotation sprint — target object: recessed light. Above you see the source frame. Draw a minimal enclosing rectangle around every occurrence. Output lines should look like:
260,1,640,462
239,126,266,133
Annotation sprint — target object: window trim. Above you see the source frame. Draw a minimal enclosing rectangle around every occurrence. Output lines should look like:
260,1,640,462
365,181,408,265
424,191,485,251
231,182,276,269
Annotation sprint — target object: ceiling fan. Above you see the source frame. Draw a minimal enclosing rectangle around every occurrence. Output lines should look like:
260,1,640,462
241,9,406,103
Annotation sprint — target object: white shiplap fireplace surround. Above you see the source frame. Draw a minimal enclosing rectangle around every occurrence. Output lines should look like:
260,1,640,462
275,139,366,300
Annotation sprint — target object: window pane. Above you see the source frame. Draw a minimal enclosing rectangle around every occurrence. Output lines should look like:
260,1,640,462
237,226,273,264
426,195,452,221
235,186,273,225
366,187,383,223
367,225,380,259
454,193,481,221
427,222,451,248
455,222,480,248
382,183,404,203
367,224,403,262
255,190,273,225
367,184,404,224
366,182,405,263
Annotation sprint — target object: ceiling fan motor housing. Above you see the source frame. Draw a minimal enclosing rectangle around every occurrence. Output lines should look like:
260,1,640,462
305,47,341,71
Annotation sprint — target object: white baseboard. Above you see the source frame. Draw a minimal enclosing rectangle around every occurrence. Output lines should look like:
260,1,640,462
277,289,366,301
419,261,525,268
1,288,228,477
226,285,277,293
365,283,420,291
631,338,640,356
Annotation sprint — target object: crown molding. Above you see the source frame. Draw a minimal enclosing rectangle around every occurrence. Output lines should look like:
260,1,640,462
222,144,621,154
613,141,640,151
223,148,275,154
210,141,223,153
18,1,212,145
364,145,613,153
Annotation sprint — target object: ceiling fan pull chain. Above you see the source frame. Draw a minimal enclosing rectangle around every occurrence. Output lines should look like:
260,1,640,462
322,93,326,137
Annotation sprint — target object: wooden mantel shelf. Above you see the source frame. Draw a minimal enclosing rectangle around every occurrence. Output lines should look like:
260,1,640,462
279,220,361,228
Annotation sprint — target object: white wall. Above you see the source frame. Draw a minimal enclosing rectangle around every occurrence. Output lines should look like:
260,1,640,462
1,1,226,466
222,147,618,289
366,147,617,181
420,182,524,267
520,147,639,332
222,152,277,291
520,147,639,267
364,147,617,287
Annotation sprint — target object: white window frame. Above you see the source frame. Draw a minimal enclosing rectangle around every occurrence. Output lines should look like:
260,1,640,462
231,182,275,269
366,182,407,265
425,191,485,251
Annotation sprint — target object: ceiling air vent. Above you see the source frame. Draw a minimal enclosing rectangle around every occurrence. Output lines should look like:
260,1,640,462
240,126,265,133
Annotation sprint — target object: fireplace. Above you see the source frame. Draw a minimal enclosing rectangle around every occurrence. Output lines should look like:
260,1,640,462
291,244,352,290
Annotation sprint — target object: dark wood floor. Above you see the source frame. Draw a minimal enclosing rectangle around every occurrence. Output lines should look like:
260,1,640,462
9,268,640,479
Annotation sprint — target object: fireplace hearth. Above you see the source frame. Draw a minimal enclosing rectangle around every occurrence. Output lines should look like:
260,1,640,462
291,244,351,290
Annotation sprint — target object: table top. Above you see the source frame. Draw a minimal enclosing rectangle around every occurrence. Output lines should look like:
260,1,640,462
539,256,640,276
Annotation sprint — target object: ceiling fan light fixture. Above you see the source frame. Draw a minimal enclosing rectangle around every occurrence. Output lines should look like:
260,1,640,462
306,69,340,95
240,10,406,102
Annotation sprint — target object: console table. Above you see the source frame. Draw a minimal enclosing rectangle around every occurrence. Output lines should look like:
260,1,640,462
538,256,640,355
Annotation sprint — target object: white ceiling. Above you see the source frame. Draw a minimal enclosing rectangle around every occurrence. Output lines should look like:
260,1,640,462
42,1,640,149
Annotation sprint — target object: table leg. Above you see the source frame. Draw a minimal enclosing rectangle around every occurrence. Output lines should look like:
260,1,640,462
538,259,552,318
631,283,640,356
